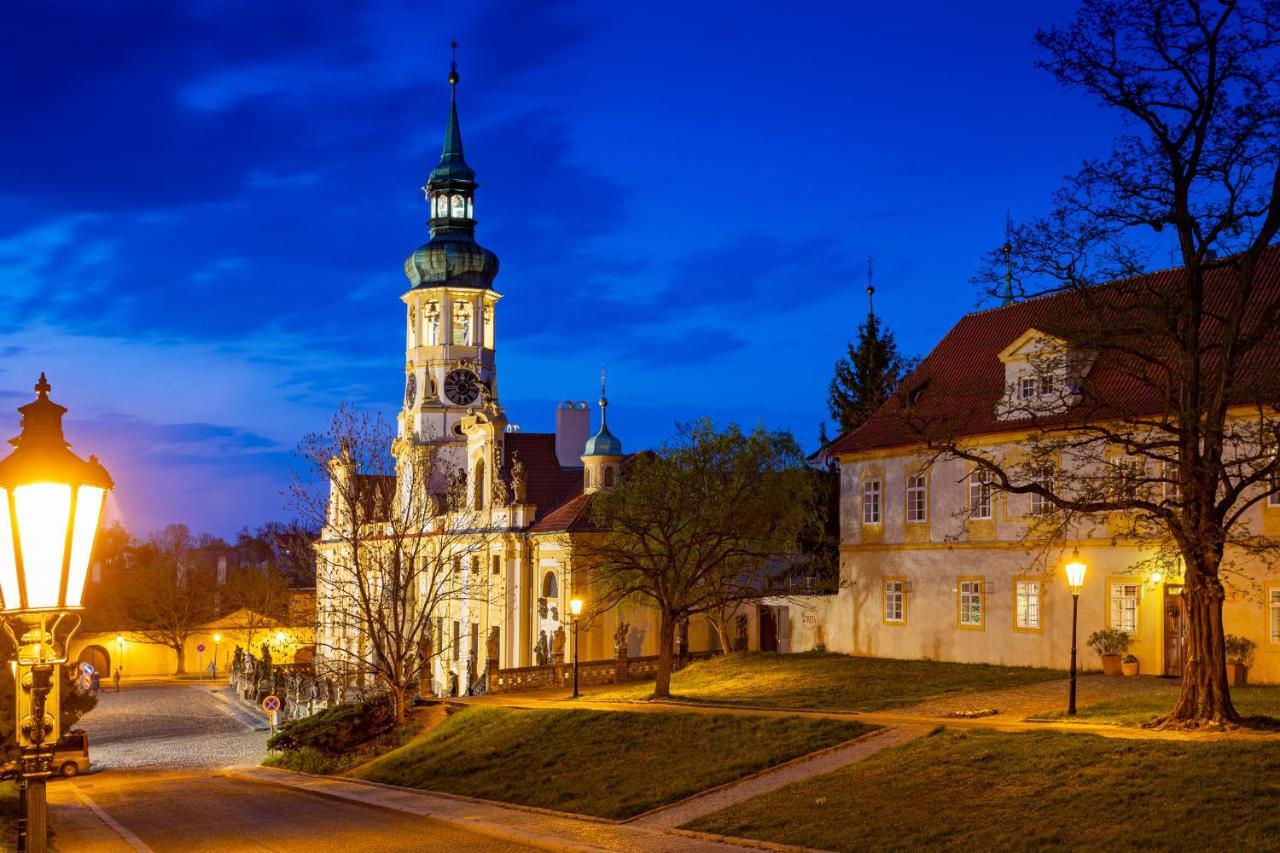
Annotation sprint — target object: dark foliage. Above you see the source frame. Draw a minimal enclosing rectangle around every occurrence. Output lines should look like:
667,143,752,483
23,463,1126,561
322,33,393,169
267,698,395,756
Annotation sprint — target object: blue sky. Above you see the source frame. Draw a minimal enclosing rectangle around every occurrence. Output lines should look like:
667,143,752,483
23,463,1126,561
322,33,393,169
0,0,1115,537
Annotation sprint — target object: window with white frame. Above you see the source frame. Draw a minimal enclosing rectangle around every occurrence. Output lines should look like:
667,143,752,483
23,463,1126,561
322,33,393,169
1110,582,1139,633
1112,456,1143,501
1271,589,1280,643
883,580,905,623
1039,374,1055,396
1030,473,1053,516
969,469,994,519
863,479,882,524
1018,376,1037,400
1163,460,1181,503
906,474,927,522
959,580,984,627
1015,580,1041,629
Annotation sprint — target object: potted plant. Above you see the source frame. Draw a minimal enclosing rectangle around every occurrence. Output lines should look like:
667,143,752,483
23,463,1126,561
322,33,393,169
1088,628,1131,676
1121,654,1139,676
1224,634,1255,686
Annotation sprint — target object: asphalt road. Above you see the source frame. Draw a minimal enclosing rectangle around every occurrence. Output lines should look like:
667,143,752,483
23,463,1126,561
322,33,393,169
47,681,531,852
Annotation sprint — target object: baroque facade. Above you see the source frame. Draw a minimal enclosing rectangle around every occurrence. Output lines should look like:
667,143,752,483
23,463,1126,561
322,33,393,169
314,63,728,696
790,250,1280,683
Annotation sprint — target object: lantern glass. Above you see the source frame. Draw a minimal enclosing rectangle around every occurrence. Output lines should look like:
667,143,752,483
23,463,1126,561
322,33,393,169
569,597,583,617
64,485,106,608
14,482,73,611
1065,556,1087,593
0,488,18,610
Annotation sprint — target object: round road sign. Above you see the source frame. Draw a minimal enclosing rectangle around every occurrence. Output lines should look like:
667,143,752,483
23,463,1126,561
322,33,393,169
197,644,205,652
263,694,281,713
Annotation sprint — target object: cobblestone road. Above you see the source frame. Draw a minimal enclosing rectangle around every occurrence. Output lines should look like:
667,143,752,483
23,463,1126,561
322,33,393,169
76,680,268,770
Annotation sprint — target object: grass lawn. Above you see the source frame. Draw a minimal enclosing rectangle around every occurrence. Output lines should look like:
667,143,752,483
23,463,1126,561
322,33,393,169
591,651,1062,712
0,781,16,849
1041,681,1280,727
352,706,871,819
687,729,1280,851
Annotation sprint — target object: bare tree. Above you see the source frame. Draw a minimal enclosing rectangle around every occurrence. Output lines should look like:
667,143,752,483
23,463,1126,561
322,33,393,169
580,420,820,698
291,405,495,723
116,533,216,675
222,565,293,648
919,0,1280,726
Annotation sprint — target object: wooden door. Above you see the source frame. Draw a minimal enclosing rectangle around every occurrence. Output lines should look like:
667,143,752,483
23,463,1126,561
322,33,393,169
759,605,778,653
1163,585,1187,677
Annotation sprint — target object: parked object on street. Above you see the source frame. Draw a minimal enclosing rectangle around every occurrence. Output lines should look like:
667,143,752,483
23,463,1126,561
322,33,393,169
0,732,90,780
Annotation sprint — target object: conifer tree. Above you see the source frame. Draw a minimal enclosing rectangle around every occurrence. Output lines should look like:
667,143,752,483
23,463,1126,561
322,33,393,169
827,285,913,436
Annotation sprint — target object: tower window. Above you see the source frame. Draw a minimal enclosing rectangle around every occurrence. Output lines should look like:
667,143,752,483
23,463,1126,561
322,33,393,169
426,302,440,345
452,301,472,345
474,459,486,510
434,194,448,218
451,194,467,218
603,467,616,488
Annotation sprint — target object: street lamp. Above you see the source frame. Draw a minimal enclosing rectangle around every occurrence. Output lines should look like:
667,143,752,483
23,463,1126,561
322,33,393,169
0,375,112,853
115,633,124,687
568,597,583,699
1064,548,1088,717
213,633,222,677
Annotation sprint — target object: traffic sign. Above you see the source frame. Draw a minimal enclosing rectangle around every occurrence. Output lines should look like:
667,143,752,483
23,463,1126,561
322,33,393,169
197,643,205,652
263,694,281,713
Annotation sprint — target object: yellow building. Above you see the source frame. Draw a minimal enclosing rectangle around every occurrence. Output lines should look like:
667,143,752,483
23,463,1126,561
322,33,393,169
798,254,1280,683
314,61,731,696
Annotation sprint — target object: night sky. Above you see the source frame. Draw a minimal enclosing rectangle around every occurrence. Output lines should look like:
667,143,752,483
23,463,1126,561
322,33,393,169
1,0,1118,537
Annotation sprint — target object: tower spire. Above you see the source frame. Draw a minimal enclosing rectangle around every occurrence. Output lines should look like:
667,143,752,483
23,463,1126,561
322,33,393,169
442,40,464,164
1000,213,1014,306
599,365,609,428
866,255,876,319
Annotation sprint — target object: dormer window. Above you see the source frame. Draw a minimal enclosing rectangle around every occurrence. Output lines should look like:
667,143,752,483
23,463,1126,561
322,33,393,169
996,328,1087,421
1018,377,1037,400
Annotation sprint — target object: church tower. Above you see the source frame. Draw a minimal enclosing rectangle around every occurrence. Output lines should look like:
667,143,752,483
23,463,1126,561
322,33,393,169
400,51,501,445
582,371,624,494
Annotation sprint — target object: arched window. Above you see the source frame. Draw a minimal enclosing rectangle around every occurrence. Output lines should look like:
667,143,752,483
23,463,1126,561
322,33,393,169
452,301,471,345
603,467,616,488
542,571,558,599
474,459,486,510
434,194,447,218
451,194,466,218
466,198,473,218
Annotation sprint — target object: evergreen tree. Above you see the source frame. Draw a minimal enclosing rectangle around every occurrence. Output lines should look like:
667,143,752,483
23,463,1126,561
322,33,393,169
827,298,913,436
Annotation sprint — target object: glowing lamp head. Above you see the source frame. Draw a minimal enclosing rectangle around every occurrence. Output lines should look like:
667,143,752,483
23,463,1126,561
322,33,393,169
569,597,583,617
116,634,124,644
1064,549,1088,593
275,631,287,644
0,375,113,615
1150,571,1163,585
213,633,222,643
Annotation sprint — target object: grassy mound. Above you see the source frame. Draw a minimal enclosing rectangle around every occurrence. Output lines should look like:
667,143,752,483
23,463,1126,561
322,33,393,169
264,698,413,775
593,651,1061,711
353,705,871,819
687,729,1280,850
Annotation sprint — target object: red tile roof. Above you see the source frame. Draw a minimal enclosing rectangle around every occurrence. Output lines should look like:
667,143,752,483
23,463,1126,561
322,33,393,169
503,433,583,522
528,492,595,533
828,245,1280,456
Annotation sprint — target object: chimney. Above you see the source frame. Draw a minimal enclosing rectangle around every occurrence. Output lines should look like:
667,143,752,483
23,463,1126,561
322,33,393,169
555,401,590,467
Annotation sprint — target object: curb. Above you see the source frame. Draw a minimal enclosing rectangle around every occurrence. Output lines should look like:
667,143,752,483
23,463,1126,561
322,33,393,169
667,828,813,853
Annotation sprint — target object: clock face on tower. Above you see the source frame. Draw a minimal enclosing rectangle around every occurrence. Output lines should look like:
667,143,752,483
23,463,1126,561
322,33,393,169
444,368,481,406
405,373,417,408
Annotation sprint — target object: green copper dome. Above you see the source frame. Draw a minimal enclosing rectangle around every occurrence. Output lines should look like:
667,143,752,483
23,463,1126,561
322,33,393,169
404,235,499,289
584,380,623,456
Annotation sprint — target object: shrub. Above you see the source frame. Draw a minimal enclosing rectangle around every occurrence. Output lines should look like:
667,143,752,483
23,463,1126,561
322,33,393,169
812,643,828,654
1224,634,1256,667
1123,654,1138,664
1087,628,1131,657
267,697,395,756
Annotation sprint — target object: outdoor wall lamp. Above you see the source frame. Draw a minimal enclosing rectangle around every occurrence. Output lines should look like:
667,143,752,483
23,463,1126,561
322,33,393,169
0,375,113,853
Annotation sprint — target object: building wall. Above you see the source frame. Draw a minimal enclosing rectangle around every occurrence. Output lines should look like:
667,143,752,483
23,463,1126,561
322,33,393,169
829,442,1280,683
69,625,313,679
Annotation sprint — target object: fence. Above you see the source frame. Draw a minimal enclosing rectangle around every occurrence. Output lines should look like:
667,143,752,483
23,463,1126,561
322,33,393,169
486,649,713,694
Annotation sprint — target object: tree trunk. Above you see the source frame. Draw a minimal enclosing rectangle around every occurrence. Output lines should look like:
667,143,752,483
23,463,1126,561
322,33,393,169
172,644,186,675
1164,559,1240,727
392,684,407,725
652,614,676,699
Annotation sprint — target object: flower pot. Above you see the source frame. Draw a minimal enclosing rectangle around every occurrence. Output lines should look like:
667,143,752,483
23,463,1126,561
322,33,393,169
1122,659,1139,677
1101,653,1123,676
1227,662,1249,687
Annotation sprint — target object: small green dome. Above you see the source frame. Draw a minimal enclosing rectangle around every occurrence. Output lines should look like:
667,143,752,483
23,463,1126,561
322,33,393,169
584,424,622,457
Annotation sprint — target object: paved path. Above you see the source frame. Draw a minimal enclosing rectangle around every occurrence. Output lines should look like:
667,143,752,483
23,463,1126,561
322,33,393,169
234,765,758,852
628,725,927,830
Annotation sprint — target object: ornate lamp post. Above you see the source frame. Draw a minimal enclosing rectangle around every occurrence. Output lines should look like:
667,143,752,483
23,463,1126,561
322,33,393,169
213,632,222,677
568,597,583,699
115,632,124,682
1064,549,1088,716
0,375,113,853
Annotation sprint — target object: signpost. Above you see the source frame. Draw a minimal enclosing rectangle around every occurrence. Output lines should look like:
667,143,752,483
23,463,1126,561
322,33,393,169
197,644,205,678
263,695,281,736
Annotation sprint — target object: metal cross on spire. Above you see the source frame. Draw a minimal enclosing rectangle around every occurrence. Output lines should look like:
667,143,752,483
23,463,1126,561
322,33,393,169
449,39,459,87
1001,212,1015,306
